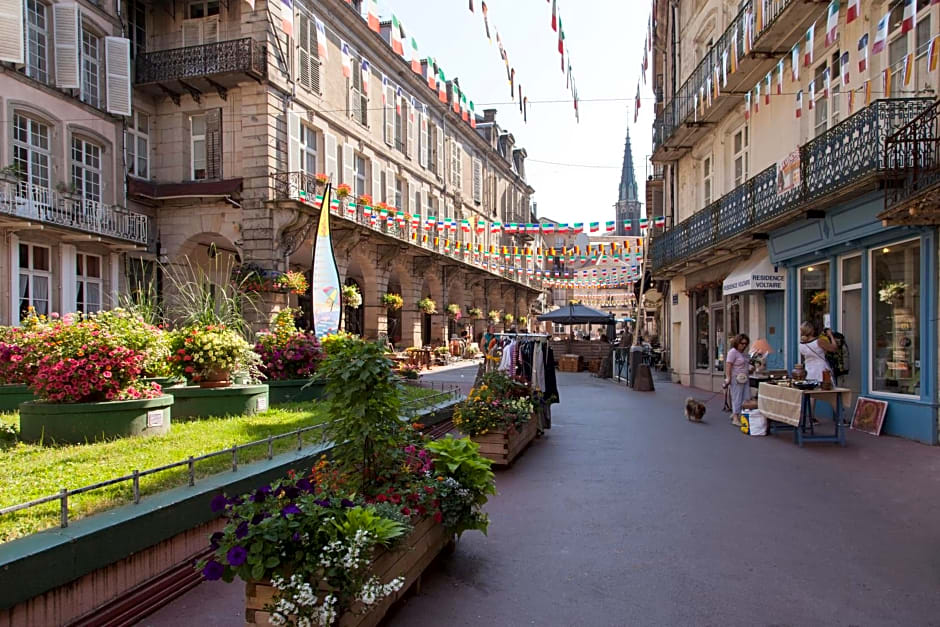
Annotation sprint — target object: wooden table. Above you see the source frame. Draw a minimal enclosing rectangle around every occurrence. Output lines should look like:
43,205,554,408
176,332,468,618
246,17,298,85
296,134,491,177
757,383,852,447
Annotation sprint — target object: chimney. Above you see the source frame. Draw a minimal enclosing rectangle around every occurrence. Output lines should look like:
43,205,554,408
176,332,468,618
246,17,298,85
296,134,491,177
483,109,497,122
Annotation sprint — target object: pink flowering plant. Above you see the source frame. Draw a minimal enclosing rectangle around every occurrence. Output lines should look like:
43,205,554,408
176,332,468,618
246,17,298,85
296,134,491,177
254,309,324,381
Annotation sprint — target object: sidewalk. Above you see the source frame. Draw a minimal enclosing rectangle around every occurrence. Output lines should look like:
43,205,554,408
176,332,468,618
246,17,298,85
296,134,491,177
139,374,940,626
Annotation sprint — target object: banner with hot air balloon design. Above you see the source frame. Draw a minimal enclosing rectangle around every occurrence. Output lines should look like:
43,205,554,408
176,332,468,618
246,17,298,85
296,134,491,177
311,183,343,338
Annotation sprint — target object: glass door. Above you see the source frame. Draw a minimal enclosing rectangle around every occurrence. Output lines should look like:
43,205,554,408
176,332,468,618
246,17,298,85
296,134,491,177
713,305,725,374
839,255,862,397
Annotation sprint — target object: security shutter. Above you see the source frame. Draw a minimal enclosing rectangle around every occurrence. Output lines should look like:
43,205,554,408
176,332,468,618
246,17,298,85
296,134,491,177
342,143,354,188
105,37,132,116
324,132,338,179
0,0,24,64
287,110,301,174
472,158,482,204
419,111,429,169
205,107,222,179
53,3,80,89
386,167,396,206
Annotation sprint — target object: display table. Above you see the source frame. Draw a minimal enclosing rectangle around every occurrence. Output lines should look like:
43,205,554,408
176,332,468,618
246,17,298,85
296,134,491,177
757,383,851,447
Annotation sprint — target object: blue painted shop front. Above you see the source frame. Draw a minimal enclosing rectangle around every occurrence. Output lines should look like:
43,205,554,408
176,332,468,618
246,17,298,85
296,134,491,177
768,191,938,444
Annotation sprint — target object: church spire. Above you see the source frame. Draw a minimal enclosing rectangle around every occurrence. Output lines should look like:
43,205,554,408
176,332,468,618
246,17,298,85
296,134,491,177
619,126,639,202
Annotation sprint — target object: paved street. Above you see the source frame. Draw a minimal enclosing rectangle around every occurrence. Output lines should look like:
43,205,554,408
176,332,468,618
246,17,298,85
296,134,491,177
142,368,940,626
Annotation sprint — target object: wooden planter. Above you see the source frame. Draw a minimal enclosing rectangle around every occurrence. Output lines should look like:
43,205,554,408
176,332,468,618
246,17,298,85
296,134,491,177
245,517,452,626
471,415,538,466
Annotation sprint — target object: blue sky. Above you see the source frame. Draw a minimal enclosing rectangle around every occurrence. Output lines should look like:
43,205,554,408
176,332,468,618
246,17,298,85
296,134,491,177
382,0,654,225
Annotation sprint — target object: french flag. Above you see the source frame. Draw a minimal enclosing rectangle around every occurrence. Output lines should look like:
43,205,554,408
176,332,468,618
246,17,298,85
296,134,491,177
872,14,889,54
858,33,869,72
902,0,915,34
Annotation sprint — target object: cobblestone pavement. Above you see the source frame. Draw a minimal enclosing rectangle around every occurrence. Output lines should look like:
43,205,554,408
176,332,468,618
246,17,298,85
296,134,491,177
140,371,940,627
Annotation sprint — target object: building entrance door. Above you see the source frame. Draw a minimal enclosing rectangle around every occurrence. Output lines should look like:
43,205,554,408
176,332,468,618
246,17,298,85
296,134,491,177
764,291,785,370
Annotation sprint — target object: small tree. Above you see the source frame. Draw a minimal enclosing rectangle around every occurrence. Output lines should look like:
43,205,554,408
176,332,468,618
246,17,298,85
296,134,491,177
319,337,402,492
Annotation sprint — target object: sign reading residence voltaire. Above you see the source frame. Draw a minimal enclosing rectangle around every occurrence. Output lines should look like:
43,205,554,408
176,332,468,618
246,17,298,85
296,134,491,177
722,253,786,295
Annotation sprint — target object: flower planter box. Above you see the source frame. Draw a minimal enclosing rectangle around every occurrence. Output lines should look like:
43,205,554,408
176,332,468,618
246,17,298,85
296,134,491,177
166,384,269,420
245,516,453,626
18,395,174,444
471,415,538,466
0,384,35,412
266,379,325,405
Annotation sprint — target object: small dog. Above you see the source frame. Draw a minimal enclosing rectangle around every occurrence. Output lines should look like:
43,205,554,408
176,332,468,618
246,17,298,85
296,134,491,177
685,397,706,422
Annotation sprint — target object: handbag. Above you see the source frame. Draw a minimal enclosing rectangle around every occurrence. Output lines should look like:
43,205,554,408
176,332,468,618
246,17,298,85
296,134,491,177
735,373,748,384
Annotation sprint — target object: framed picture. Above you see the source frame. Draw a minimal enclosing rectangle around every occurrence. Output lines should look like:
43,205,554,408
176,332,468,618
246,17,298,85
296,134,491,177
851,397,888,436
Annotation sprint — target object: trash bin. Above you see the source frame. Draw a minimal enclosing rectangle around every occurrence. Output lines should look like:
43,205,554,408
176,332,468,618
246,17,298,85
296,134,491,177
629,345,644,388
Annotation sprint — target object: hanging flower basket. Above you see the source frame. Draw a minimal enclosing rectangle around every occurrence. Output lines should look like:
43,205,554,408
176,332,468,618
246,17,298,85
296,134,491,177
517,315,528,327
468,307,483,320
314,172,329,186
487,310,501,324
445,304,462,320
336,183,352,199
502,313,514,326
418,298,438,315
274,270,308,295
382,293,404,311
343,284,363,309
357,193,373,207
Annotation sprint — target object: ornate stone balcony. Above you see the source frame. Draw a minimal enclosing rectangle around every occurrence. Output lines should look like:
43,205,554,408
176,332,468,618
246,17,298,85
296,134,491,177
651,99,932,274
0,180,150,246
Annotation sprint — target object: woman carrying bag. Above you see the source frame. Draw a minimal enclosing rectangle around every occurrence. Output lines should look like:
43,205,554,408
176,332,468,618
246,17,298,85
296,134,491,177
798,321,837,381
724,334,752,427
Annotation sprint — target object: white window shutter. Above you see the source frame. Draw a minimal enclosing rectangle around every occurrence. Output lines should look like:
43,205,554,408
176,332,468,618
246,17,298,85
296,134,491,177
371,159,382,199
342,143,354,188
406,103,416,161
449,140,458,188
435,125,444,180
472,158,482,204
105,37,132,116
456,145,463,191
384,85,395,146
297,14,310,90
325,132,338,179
386,167,396,206
53,3,80,89
287,111,301,173
204,17,219,43
0,0,24,64
419,112,429,169
182,21,201,47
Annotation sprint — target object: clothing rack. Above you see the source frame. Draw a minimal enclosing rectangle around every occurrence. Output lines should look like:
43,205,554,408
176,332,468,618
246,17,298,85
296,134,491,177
493,333,549,340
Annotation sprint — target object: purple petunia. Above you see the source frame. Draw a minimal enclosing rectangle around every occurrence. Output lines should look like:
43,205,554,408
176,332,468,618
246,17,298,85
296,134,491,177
296,478,313,492
235,521,249,539
284,486,299,499
202,559,224,580
209,531,223,549
210,493,228,513
226,545,248,567
250,513,265,525
280,504,302,517
340,499,355,508
292,532,301,542
313,499,331,507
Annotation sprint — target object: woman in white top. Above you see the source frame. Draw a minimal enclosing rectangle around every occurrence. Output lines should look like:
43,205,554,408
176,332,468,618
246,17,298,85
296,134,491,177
798,321,837,381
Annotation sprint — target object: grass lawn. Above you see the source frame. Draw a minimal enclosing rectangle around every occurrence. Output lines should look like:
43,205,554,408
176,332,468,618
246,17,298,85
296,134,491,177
0,384,448,544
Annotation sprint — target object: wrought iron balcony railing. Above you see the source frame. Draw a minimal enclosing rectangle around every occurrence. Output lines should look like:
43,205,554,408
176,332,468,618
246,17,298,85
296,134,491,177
270,172,538,289
0,180,150,245
651,98,931,272
135,38,266,85
883,98,940,221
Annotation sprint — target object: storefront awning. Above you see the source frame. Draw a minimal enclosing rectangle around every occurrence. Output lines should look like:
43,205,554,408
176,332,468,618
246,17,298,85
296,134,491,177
722,253,786,295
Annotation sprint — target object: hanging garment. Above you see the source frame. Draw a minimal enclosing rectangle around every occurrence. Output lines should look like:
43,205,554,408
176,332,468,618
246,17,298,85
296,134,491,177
543,346,560,404
532,342,545,392
498,340,516,373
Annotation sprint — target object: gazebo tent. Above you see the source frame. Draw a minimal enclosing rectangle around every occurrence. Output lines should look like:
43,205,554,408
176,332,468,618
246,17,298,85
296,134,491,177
536,303,614,325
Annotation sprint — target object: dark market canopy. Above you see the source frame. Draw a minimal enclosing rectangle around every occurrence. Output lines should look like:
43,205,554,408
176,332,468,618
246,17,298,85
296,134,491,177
536,303,614,325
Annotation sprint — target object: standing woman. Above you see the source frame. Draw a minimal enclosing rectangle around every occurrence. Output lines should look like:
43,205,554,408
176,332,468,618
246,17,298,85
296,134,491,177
724,334,752,426
799,321,837,381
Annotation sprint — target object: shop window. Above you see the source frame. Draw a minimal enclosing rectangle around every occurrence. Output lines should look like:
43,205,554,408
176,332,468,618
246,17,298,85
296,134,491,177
694,291,709,370
19,242,51,321
799,263,830,333
727,297,742,343
871,239,920,396
76,253,102,314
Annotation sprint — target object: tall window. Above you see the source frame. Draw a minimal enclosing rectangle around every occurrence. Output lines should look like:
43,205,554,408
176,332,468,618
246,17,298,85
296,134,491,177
127,110,149,178
19,243,51,321
354,155,366,197
916,14,932,56
871,239,920,396
395,178,403,211
813,62,829,137
299,124,318,176
702,155,712,206
694,291,710,370
191,114,207,180
349,57,368,126
81,30,101,108
395,98,405,153
127,0,147,59
732,127,748,187
76,253,102,314
13,114,51,191
25,0,49,83
72,138,102,204
183,0,219,46
799,263,830,333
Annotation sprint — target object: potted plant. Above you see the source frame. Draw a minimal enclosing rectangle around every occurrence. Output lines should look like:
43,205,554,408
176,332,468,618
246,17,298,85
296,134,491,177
274,270,309,295
502,313,515,327
879,281,907,306
487,310,501,324
453,371,536,465
382,293,404,312
467,307,483,320
198,337,494,626
356,193,372,208
92,308,175,386
17,314,172,444
417,297,437,315
518,315,528,327
336,183,352,199
0,163,23,185
314,172,329,187
254,309,325,404
445,303,461,320
342,284,363,309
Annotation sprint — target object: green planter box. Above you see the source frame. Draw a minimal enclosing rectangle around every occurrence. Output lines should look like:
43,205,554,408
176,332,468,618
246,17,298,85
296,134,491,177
0,384,34,412
167,384,269,419
266,379,324,404
19,395,174,444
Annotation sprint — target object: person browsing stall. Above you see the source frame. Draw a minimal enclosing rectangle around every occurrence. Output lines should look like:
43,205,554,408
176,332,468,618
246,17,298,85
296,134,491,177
723,334,751,427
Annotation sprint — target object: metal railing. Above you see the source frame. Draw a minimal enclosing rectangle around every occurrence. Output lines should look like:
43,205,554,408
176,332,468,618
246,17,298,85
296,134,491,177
651,98,931,271
658,0,798,149
270,172,539,289
0,180,150,245
135,38,266,84
884,97,940,214
0,386,463,531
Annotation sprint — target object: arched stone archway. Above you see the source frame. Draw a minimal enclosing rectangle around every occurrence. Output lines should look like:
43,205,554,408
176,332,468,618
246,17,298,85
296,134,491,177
343,252,377,338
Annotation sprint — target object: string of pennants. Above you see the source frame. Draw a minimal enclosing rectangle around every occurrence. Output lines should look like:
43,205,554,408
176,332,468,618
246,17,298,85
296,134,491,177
697,0,940,124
